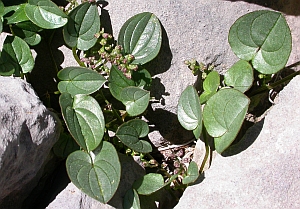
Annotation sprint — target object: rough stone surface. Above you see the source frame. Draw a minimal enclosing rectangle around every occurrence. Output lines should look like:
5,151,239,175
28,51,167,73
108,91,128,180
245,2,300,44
174,76,300,209
0,77,61,208
46,155,145,209
104,0,300,146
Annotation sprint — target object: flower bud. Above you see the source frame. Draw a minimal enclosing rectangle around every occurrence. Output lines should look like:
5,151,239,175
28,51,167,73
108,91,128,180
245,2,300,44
128,64,138,71
173,160,181,168
94,32,101,39
100,38,107,46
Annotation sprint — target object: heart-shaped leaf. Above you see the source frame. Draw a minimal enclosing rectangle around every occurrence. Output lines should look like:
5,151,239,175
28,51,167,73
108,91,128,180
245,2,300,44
224,60,253,93
53,132,80,159
228,10,291,74
178,85,202,139
59,93,105,152
200,71,220,104
109,65,135,101
182,161,199,184
11,24,42,46
203,88,249,153
63,2,100,51
15,20,42,32
133,173,164,195
57,67,106,96
25,0,68,29
116,119,152,153
0,35,34,76
118,12,162,65
66,141,121,203
120,86,150,116
5,4,29,24
124,189,141,209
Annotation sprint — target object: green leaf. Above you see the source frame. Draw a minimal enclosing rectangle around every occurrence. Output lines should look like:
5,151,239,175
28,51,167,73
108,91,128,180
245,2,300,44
59,93,105,152
178,85,202,139
132,68,152,90
57,67,106,96
0,35,34,75
66,141,121,203
120,86,150,116
133,173,164,195
203,88,249,153
63,2,100,50
53,132,80,159
11,25,41,46
200,71,220,104
25,0,68,29
5,4,29,24
0,2,4,33
124,189,141,209
118,12,162,65
109,65,135,101
0,18,2,34
182,161,199,184
0,1,4,16
116,119,152,153
224,60,253,93
15,20,42,32
228,10,292,74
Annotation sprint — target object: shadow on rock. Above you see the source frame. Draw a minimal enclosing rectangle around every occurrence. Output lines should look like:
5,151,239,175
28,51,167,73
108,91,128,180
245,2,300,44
225,0,300,16
143,24,173,76
222,119,265,156
146,107,194,146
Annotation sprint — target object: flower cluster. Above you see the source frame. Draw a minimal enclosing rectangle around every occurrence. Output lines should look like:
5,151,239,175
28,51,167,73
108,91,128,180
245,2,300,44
184,58,215,79
82,29,138,78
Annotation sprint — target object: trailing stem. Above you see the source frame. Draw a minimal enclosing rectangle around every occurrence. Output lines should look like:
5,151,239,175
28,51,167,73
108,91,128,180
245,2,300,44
199,127,210,174
72,47,86,67
249,62,300,97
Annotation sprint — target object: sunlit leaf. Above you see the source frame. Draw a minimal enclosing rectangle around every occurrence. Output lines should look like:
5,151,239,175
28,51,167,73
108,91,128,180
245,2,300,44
59,93,105,152
0,35,34,75
199,71,220,104
66,141,121,203
108,65,135,101
58,67,106,96
25,0,68,29
224,60,253,93
63,2,100,50
120,86,150,116
229,10,291,74
182,161,199,184
118,12,162,65
11,24,42,46
116,119,152,153
203,88,249,153
133,173,164,195
5,4,29,24
178,85,202,139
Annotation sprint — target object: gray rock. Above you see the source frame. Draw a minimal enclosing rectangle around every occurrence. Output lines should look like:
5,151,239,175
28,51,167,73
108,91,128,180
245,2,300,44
174,76,300,209
0,77,61,208
104,0,300,146
46,154,145,209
